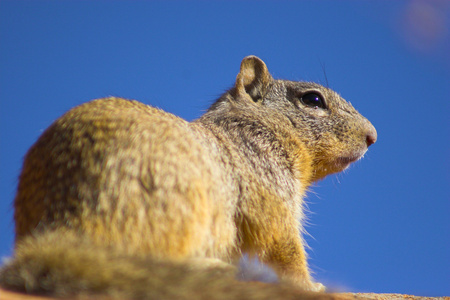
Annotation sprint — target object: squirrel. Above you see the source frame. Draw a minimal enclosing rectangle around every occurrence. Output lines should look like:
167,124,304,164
0,56,376,300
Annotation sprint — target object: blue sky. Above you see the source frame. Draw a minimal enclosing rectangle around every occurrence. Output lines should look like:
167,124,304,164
0,0,449,297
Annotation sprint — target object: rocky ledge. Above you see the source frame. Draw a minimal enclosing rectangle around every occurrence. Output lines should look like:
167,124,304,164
1,288,447,300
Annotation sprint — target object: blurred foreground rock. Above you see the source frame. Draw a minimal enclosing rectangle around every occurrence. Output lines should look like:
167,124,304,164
344,293,448,300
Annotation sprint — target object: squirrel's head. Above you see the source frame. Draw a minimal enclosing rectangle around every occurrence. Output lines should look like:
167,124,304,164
232,55,377,181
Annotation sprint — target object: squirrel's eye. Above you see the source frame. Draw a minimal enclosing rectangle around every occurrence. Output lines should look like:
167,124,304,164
301,93,326,109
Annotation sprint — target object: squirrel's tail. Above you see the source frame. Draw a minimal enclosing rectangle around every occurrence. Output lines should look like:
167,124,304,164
0,231,336,300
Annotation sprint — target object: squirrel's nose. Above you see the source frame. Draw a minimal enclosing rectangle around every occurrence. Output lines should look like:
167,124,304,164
366,126,377,147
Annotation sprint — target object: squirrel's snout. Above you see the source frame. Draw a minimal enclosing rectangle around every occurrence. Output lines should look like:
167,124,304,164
365,126,377,147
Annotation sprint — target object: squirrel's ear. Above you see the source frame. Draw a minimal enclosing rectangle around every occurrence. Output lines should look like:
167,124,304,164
235,56,273,102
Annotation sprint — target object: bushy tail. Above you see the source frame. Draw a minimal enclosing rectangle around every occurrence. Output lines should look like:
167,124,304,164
0,231,337,300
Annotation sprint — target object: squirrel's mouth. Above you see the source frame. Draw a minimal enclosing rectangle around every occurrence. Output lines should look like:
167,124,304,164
336,149,367,169
312,148,369,181
337,155,360,165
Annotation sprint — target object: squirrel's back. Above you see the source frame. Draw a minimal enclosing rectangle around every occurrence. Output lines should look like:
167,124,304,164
15,97,237,260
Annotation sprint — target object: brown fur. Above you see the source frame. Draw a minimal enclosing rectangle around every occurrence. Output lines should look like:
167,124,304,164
0,56,376,298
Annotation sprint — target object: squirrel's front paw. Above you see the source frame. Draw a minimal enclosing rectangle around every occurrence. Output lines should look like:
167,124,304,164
284,276,326,292
308,282,326,292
